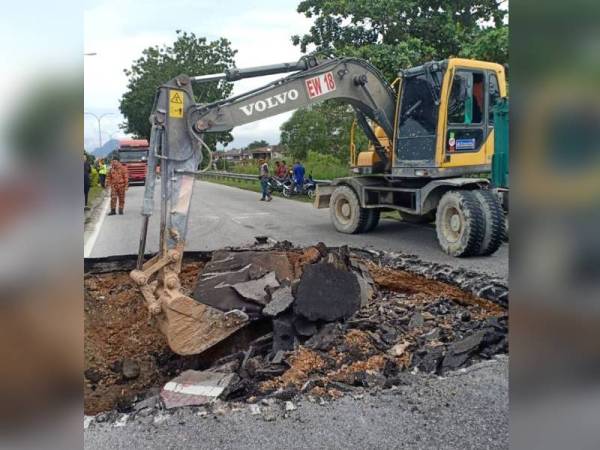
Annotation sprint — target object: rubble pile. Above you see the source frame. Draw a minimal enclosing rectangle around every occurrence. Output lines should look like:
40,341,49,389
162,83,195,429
83,243,508,417
191,244,374,355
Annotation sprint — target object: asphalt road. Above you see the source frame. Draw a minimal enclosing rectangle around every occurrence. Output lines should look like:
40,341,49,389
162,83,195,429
86,181,507,279
84,357,508,450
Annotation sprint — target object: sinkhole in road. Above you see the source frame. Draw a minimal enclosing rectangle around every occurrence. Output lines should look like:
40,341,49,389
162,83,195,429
84,246,508,416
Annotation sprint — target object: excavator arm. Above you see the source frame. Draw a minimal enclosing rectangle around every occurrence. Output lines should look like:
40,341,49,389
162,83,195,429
130,55,397,355
188,56,396,143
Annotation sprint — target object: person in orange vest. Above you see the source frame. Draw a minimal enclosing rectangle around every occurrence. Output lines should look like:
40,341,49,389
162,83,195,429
106,155,129,215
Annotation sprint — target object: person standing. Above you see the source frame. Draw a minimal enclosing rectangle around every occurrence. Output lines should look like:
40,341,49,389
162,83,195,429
97,159,107,188
274,161,281,179
258,159,272,202
106,155,129,215
279,160,288,179
84,155,91,211
292,160,305,193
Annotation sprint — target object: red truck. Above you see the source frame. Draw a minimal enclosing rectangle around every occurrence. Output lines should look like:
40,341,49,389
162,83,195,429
117,139,149,183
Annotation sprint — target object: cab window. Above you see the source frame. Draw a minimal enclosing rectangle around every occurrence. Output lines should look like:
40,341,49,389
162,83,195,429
447,71,484,125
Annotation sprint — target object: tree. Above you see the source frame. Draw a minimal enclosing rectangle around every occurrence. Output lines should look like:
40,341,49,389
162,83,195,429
280,100,367,162
292,0,508,77
120,31,237,148
246,140,270,150
460,25,508,66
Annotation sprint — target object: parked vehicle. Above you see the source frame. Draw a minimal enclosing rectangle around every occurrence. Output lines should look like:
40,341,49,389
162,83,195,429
117,139,149,184
283,176,316,199
266,176,290,195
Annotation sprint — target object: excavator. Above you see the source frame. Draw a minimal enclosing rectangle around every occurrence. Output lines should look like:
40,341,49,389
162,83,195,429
130,54,508,355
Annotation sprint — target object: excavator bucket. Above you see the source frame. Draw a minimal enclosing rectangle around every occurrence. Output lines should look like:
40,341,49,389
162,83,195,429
130,249,251,356
156,293,249,356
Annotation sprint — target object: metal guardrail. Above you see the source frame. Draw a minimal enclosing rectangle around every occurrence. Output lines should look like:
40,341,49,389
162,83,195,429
198,170,331,185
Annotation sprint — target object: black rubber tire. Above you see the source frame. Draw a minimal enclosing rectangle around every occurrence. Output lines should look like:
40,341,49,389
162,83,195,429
435,190,485,257
282,186,292,198
364,208,381,232
306,187,316,199
399,210,436,224
473,190,506,256
329,185,370,234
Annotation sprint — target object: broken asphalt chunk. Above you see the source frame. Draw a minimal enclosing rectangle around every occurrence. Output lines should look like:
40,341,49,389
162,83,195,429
262,286,294,317
160,370,237,409
415,347,444,373
293,316,318,337
231,271,280,305
441,330,485,372
272,314,299,352
294,262,361,322
305,323,343,351
408,312,424,330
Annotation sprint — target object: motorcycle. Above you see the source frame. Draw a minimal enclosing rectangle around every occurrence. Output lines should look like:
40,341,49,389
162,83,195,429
266,176,290,195
282,176,316,199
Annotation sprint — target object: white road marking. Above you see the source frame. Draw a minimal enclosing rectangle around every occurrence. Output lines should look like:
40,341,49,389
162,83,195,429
84,195,110,258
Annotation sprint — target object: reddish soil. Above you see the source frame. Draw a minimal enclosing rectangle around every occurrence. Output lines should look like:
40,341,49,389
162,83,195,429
84,262,203,415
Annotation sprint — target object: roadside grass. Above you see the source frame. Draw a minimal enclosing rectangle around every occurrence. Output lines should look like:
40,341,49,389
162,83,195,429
228,151,350,180
88,184,104,206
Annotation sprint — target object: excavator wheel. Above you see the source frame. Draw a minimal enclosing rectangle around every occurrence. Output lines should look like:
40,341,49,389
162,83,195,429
472,189,506,256
435,190,485,257
364,208,381,232
329,185,370,234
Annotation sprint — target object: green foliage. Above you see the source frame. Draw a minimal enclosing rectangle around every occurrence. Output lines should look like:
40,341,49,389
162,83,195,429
89,166,100,187
215,156,232,171
246,140,270,150
120,31,237,147
303,150,349,179
460,25,509,65
228,151,348,180
292,0,508,75
280,100,368,162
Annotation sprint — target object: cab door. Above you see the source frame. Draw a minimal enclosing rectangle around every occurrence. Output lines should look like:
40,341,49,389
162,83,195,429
440,69,495,169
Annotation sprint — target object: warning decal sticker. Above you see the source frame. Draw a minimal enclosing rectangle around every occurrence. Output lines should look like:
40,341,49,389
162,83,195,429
169,90,184,118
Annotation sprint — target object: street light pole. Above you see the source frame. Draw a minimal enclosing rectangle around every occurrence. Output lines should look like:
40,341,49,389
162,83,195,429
84,112,114,149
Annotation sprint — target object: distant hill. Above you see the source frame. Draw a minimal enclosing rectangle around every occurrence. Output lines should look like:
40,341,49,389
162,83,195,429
92,139,119,158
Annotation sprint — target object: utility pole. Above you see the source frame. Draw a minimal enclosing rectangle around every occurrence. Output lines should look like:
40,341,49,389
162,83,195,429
85,112,114,149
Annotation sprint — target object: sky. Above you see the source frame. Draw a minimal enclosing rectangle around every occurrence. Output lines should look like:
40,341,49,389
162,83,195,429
84,0,314,151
